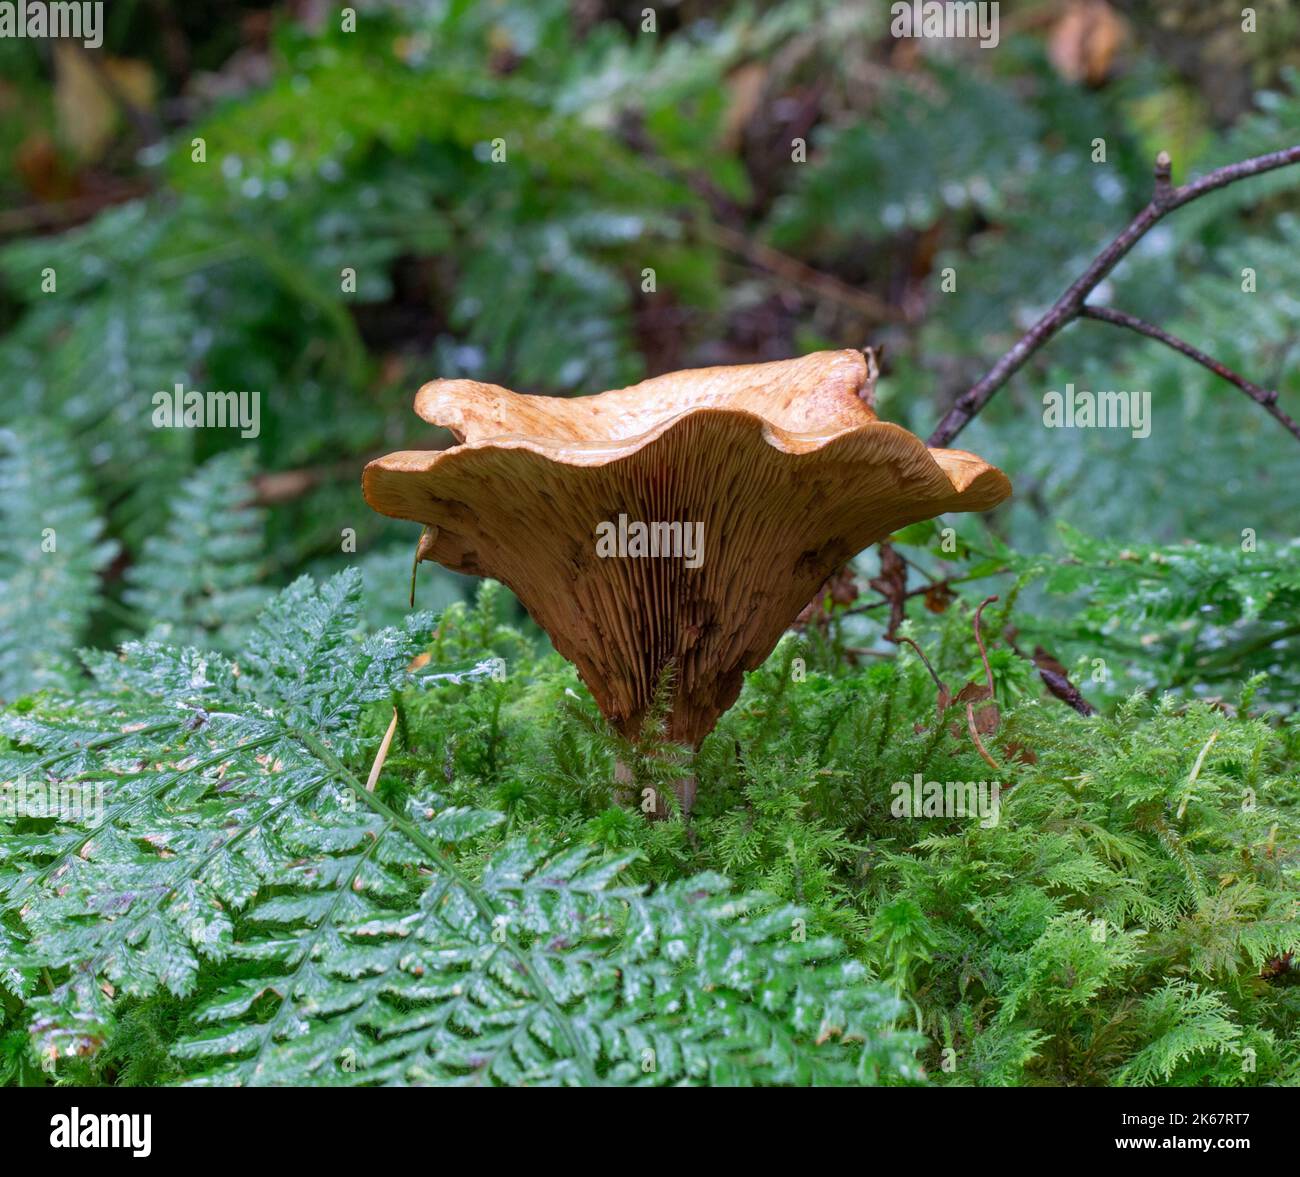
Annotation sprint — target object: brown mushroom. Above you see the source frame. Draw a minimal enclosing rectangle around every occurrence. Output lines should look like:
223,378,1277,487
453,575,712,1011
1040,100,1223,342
363,350,1011,815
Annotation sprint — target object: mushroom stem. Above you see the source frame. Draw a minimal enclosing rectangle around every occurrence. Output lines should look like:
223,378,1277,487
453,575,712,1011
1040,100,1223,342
614,754,697,820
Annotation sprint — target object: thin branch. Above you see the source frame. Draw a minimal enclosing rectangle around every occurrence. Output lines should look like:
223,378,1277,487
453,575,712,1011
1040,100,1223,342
841,568,1008,615
897,636,945,692
0,185,149,237
1079,304,1300,442
973,596,998,696
617,117,902,324
966,703,1001,773
705,222,902,322
927,145,1300,447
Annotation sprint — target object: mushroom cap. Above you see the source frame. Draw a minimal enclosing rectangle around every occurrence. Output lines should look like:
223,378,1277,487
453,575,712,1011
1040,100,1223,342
363,350,1011,747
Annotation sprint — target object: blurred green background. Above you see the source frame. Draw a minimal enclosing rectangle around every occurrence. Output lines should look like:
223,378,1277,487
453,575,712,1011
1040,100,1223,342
1,0,1298,698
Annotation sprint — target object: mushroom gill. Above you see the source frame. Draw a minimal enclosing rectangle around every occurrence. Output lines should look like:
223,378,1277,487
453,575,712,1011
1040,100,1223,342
362,350,1011,810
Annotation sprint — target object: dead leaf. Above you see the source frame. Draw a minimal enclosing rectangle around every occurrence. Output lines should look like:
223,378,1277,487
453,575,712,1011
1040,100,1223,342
869,543,908,639
827,565,860,608
721,62,768,152
955,681,992,706
924,582,955,613
1004,741,1039,766
1048,0,1125,86
966,702,1001,772
1032,646,1097,716
53,43,155,162
796,564,859,626
1261,952,1293,980
946,597,1002,744
253,469,320,505
15,133,78,202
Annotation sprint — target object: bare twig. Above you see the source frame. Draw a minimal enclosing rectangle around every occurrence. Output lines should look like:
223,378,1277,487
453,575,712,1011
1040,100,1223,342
972,595,998,696
705,222,902,322
898,635,953,720
842,568,1008,616
0,185,149,236
1079,304,1300,442
1152,148,1174,206
898,636,945,692
966,703,1001,772
365,709,400,793
927,145,1300,447
618,117,901,324
868,542,909,639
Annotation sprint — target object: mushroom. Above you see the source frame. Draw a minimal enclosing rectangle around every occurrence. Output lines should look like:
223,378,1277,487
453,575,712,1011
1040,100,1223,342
363,350,1010,815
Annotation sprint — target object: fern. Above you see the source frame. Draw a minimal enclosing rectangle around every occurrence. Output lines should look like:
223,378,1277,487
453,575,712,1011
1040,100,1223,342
0,280,198,464
0,423,117,703
1026,525,1300,704
1115,981,1245,1086
2,3,1299,1091
0,571,920,1086
122,450,269,652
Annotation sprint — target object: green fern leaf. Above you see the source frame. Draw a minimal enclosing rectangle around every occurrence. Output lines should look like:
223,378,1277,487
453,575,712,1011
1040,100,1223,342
124,450,269,652
0,423,117,703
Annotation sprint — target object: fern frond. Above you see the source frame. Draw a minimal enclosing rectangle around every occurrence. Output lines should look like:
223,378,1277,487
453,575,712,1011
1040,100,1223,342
1115,981,1243,1086
0,423,117,703
124,450,269,652
1,571,919,1086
